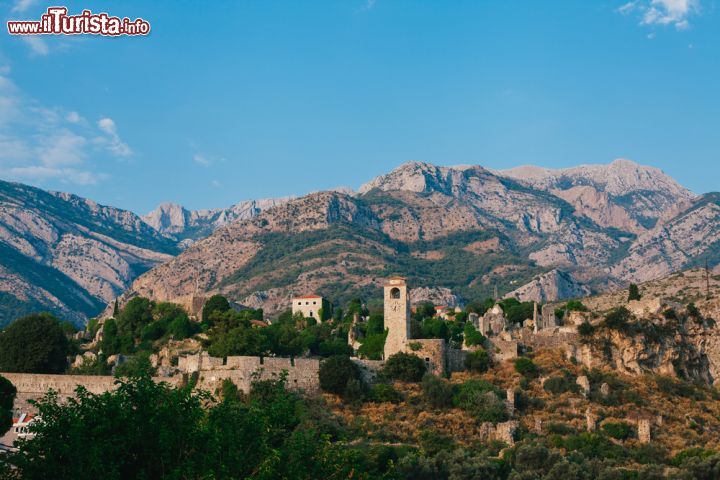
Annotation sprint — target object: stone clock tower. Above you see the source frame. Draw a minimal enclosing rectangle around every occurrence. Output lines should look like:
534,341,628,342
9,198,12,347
383,276,410,360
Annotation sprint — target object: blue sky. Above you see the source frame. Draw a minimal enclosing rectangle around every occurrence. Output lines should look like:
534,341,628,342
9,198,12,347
0,0,718,214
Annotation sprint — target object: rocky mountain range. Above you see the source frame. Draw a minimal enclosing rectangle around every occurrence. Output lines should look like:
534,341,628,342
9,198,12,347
119,159,710,317
0,180,178,326
0,159,716,324
142,197,291,247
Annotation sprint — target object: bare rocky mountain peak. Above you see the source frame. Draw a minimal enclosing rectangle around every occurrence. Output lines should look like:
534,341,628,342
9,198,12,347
497,158,693,199
142,197,292,242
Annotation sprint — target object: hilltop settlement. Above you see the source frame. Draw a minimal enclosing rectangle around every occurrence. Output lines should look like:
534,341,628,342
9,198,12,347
3,267,720,478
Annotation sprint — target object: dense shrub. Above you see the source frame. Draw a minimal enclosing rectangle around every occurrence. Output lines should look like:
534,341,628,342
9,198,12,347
114,352,156,378
319,355,360,395
367,383,402,404
383,352,426,382
602,307,633,332
421,374,454,409
514,357,538,377
670,447,716,467
465,348,490,373
586,369,642,406
343,378,367,404
317,338,353,357
544,422,577,435
628,283,641,301
463,322,485,347
566,300,588,312
553,432,627,460
543,371,581,395
578,321,595,338
655,375,706,401
453,380,507,422
602,421,634,440
366,313,384,335
632,442,668,465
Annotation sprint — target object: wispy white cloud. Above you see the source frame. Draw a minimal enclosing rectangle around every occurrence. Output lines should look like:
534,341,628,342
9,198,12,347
20,36,49,56
0,72,133,186
193,153,212,166
11,0,37,13
66,111,84,124
97,117,132,157
617,0,701,30
356,0,376,13
39,131,87,167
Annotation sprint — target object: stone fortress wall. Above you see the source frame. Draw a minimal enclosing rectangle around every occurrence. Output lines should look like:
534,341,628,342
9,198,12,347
3,354,320,414
0,372,182,413
177,352,320,394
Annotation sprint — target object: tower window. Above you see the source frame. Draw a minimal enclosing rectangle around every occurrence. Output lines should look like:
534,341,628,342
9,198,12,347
390,287,401,299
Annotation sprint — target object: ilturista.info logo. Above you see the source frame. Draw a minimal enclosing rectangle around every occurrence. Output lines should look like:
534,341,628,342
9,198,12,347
7,6,150,36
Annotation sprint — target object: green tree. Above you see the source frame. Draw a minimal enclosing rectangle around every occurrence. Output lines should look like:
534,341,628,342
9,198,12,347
366,313,384,335
514,357,538,377
318,355,360,395
412,302,437,321
465,348,490,373
628,283,641,302
0,375,208,479
452,380,507,423
466,298,496,316
421,373,454,409
383,352,426,382
0,313,69,374
114,352,157,378
117,297,154,339
202,294,231,325
602,421,634,440
463,322,485,347
357,332,386,360
100,318,125,355
602,307,633,331
0,374,16,435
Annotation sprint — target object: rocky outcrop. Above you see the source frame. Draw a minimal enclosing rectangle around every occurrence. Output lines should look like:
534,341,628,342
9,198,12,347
507,269,590,303
550,185,643,233
583,318,715,384
409,287,463,308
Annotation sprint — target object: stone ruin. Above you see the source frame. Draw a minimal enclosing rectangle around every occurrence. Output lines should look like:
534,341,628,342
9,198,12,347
576,375,590,397
637,418,651,443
